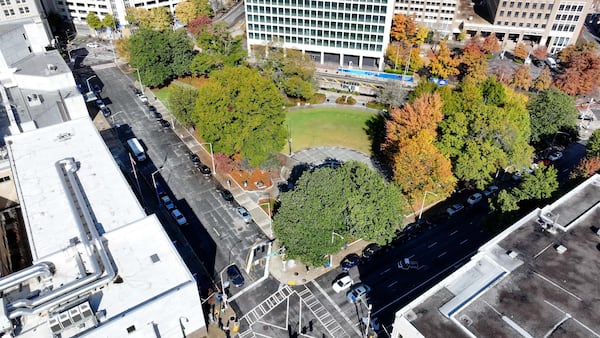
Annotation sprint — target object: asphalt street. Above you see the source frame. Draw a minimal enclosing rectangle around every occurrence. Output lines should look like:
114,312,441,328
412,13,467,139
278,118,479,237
89,66,269,296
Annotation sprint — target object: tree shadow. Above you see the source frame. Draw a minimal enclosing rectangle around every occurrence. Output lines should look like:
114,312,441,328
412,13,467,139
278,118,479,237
364,114,393,178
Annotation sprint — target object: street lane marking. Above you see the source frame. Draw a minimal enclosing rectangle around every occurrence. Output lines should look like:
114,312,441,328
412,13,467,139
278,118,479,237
450,230,458,236
373,250,478,317
310,281,362,337
460,239,469,245
427,242,437,248
380,268,391,275
388,281,398,288
213,227,221,237
438,252,447,258
407,254,415,259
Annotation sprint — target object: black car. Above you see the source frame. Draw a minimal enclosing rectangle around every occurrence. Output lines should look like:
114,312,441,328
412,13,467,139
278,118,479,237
340,253,361,271
198,164,211,176
148,105,157,112
153,111,162,120
158,119,170,128
220,189,234,202
189,152,200,165
226,264,245,287
362,243,381,260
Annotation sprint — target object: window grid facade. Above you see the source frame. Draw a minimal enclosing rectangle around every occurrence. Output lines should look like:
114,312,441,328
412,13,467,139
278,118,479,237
245,0,395,69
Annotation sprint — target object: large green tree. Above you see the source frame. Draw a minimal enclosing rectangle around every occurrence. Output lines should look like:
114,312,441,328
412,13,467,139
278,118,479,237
437,78,533,188
258,48,316,100
168,85,198,127
128,29,194,87
587,130,600,157
274,162,405,266
190,22,245,75
194,66,287,166
86,12,103,31
102,13,116,30
527,88,578,144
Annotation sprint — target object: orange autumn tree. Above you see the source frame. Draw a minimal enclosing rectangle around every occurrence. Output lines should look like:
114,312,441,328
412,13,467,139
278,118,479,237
383,93,456,204
390,13,417,43
481,34,501,54
532,67,552,92
429,41,460,79
460,42,488,83
512,64,532,90
554,42,600,95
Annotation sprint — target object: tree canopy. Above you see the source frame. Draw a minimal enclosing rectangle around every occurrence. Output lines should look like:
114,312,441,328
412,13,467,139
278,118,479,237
527,88,578,144
194,66,287,167
273,162,405,266
435,77,533,188
127,29,194,87
102,14,116,29
587,130,600,157
86,12,102,30
428,41,460,79
554,42,600,96
190,22,246,75
125,7,171,31
257,48,316,100
168,85,198,127
460,42,488,84
175,1,197,25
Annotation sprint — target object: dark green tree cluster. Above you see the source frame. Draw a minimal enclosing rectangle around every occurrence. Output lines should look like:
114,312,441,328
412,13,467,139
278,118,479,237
273,162,405,266
195,66,287,167
190,22,245,76
422,77,534,189
527,88,578,144
258,48,316,101
168,85,198,127
128,29,194,87
491,164,558,212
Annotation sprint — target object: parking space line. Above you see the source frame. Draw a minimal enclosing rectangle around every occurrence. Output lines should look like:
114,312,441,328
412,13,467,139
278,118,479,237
380,268,391,275
407,254,415,259
438,252,447,258
388,281,398,288
460,239,469,245
450,230,458,236
427,242,437,248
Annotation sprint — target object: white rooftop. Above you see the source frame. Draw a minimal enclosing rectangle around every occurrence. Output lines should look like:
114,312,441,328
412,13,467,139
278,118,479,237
5,118,145,259
3,117,206,337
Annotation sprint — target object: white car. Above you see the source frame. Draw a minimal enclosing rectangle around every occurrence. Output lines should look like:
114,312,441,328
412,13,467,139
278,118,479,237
236,207,252,223
171,209,187,226
467,193,483,205
332,274,353,293
86,42,99,48
548,151,563,161
446,204,464,216
137,93,148,103
483,185,499,197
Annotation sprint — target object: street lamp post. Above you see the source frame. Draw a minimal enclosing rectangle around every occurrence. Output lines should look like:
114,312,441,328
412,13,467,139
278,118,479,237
260,201,273,236
200,142,216,176
85,75,97,92
219,264,233,309
67,49,75,63
363,303,372,338
418,191,438,222
133,68,144,94
151,169,162,204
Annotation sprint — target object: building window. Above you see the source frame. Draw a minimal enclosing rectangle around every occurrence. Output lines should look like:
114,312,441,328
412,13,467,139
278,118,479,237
509,1,514,8
532,3,537,9
507,10,512,16
524,2,529,8
540,3,545,10
537,13,541,19
500,10,504,16
511,22,516,26
514,11,518,17
559,4,564,10
545,14,550,19
529,12,534,18
517,2,521,8
526,23,530,27
502,1,507,6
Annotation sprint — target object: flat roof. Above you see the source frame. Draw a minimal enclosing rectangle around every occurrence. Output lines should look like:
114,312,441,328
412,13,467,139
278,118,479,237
394,175,600,338
11,51,71,78
5,117,145,258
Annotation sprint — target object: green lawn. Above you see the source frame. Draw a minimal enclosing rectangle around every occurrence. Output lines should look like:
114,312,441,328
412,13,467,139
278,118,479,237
285,108,377,155
153,86,171,107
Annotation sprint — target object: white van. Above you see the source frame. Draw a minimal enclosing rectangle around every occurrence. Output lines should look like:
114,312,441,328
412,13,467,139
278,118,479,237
546,57,558,69
126,138,146,162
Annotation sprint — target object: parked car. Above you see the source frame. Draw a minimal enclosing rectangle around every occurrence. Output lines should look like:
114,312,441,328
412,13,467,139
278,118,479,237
446,204,465,216
362,317,381,332
161,195,176,211
155,182,166,197
152,111,162,120
340,253,361,271
86,42,99,48
332,273,353,293
189,152,200,165
96,99,106,110
137,93,148,103
466,193,483,205
158,119,170,128
220,189,234,202
346,283,371,303
148,105,157,112
226,264,245,287
362,243,381,260
101,107,111,117
236,207,252,223
482,185,499,197
548,151,563,161
198,164,211,176
170,209,187,226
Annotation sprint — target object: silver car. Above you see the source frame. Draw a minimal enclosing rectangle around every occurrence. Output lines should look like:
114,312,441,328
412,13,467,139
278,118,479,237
236,207,252,223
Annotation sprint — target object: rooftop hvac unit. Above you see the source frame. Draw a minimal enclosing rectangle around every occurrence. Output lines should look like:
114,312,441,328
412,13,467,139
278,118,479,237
47,302,96,335
555,245,567,254
26,93,41,107
47,64,58,71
